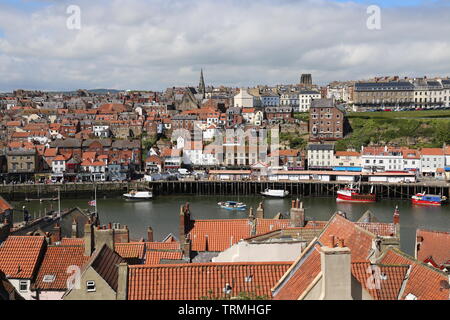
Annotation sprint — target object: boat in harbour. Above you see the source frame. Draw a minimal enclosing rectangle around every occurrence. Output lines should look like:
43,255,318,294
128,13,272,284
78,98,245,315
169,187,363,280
411,193,447,206
261,189,289,198
218,201,247,211
123,190,153,200
336,184,376,203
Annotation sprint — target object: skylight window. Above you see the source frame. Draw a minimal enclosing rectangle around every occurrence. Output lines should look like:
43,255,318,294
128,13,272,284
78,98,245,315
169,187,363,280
43,275,56,283
405,293,417,300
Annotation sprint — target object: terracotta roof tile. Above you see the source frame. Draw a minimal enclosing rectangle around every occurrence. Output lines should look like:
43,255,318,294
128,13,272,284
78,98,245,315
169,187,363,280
128,262,291,300
0,236,46,279
34,245,89,290
351,262,409,300
115,242,145,260
187,219,252,252
380,248,449,300
416,229,450,267
145,251,183,265
273,244,322,300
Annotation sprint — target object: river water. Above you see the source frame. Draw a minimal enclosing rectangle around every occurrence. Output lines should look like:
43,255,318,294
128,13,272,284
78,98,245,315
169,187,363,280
12,195,450,256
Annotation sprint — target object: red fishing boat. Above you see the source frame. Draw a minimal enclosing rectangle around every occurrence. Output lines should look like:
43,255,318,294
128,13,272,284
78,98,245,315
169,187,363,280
336,184,376,203
411,193,447,206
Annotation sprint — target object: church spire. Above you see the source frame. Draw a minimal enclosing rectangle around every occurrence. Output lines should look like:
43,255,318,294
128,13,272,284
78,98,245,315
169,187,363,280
198,68,206,98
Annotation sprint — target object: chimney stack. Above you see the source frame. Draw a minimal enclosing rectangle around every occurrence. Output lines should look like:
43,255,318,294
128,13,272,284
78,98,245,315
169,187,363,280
182,238,191,261
84,220,94,256
290,199,305,227
94,226,115,252
116,263,128,300
256,202,264,219
49,223,61,244
147,226,154,242
393,206,400,239
319,242,352,300
71,218,78,238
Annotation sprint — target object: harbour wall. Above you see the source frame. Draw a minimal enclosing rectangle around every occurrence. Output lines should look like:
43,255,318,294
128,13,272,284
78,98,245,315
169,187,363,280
1,180,449,201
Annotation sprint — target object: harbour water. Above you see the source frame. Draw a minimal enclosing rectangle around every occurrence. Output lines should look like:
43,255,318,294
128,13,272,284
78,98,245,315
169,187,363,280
13,195,450,256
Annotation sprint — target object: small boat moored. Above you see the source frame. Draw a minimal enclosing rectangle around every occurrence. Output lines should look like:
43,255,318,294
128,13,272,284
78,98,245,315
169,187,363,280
261,189,289,198
411,193,447,206
218,201,247,211
123,190,153,200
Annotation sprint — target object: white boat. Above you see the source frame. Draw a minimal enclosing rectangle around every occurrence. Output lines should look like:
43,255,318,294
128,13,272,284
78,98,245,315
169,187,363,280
123,190,153,200
261,189,289,198
218,201,247,211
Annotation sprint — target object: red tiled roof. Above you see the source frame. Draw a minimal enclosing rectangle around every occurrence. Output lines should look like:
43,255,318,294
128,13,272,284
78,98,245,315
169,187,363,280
115,242,145,260
255,219,291,235
145,251,183,265
335,151,360,157
34,245,89,290
356,222,396,237
128,262,291,300
420,148,444,156
351,262,409,300
416,229,450,267
145,242,180,251
60,238,84,246
0,236,46,279
187,219,252,252
380,248,449,300
273,244,321,300
318,214,376,262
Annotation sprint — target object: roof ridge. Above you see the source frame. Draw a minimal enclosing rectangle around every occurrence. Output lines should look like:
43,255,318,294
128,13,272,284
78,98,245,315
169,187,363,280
129,261,293,269
388,247,449,276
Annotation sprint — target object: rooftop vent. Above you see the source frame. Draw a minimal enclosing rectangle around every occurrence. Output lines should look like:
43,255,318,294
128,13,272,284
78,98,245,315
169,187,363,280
223,283,232,295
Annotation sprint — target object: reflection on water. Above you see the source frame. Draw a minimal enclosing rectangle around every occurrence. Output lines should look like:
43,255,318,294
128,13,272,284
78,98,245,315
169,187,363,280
13,195,450,256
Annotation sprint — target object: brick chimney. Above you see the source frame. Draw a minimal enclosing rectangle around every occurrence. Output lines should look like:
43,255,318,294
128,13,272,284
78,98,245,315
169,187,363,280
179,203,191,242
256,202,264,219
49,223,61,244
147,226,154,242
393,206,400,239
116,262,128,300
290,199,305,227
319,238,352,300
182,238,191,261
84,220,94,256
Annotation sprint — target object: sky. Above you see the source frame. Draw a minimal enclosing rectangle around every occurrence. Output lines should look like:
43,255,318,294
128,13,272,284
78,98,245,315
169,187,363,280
0,0,450,92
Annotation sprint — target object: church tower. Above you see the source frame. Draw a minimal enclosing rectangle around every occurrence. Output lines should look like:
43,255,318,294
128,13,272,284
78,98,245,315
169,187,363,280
198,69,206,99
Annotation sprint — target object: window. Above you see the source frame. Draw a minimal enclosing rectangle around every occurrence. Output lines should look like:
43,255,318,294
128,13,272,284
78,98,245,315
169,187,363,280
19,280,27,292
86,281,96,292
43,275,56,283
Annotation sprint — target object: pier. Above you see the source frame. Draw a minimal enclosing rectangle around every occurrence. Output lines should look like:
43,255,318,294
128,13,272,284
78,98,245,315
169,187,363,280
1,180,449,201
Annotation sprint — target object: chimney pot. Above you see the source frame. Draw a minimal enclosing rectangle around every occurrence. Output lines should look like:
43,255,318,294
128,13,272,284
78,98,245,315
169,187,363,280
329,235,335,248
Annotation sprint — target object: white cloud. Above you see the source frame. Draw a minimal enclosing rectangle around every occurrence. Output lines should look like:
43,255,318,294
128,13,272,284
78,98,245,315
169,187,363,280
0,0,449,91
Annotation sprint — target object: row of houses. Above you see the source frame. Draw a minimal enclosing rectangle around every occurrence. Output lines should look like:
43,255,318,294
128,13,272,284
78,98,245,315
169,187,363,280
1,200,450,300
307,144,450,177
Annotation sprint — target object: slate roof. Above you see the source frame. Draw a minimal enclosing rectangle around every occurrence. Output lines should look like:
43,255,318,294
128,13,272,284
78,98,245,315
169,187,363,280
89,244,126,292
127,262,292,300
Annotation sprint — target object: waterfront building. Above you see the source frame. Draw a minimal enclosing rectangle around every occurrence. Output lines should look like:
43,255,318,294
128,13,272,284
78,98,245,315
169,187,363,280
307,144,334,170
420,148,445,176
332,151,362,171
361,146,404,173
260,92,280,107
